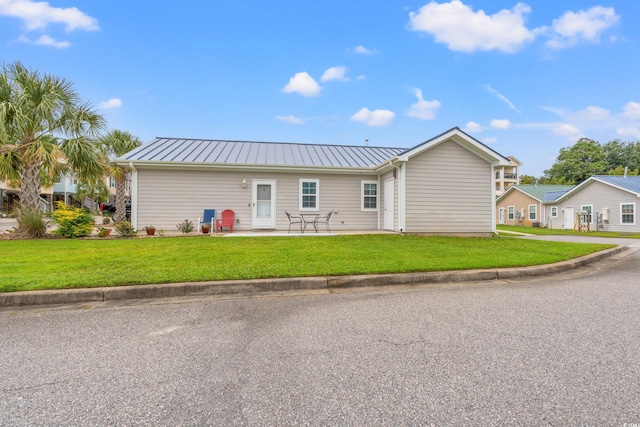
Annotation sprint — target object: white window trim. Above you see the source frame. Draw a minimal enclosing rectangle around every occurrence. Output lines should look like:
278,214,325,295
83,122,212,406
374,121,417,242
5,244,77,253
361,180,378,212
299,178,319,212
528,204,537,221
581,204,593,223
550,206,558,218
620,202,636,225
508,205,515,220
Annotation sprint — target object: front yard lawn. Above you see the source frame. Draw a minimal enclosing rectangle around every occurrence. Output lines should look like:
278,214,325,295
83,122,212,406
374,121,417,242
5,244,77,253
1,235,614,292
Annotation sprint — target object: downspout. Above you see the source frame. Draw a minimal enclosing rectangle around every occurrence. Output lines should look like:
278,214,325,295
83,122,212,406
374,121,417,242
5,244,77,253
399,162,406,232
129,162,138,231
376,173,382,230
491,165,497,233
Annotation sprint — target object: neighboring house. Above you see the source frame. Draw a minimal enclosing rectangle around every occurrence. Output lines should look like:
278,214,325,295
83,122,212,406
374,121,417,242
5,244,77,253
495,156,522,196
51,173,79,207
0,179,53,213
116,127,510,235
496,185,574,227
547,175,640,232
0,172,129,214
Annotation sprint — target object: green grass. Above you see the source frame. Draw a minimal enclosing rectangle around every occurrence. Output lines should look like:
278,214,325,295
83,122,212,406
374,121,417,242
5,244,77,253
497,224,640,238
0,235,614,293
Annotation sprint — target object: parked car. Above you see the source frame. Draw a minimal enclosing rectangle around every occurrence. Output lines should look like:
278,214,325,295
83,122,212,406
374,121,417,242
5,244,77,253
100,202,131,219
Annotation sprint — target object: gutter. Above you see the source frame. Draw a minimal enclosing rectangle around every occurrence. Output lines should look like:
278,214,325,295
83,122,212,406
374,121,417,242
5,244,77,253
114,161,379,176
129,162,138,230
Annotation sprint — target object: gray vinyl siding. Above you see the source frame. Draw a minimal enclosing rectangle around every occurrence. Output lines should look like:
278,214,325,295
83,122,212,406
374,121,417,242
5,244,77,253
549,180,640,231
134,168,378,231
404,140,493,234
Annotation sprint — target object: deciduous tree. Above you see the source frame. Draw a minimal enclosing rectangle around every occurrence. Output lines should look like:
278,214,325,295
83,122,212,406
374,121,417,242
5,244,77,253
544,138,607,184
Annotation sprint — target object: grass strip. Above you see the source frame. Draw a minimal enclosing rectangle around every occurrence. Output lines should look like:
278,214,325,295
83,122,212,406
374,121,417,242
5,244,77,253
1,235,614,292
497,225,640,238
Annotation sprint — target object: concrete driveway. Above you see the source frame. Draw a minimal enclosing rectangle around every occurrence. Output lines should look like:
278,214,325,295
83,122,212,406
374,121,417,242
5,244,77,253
517,232,640,247
0,217,17,233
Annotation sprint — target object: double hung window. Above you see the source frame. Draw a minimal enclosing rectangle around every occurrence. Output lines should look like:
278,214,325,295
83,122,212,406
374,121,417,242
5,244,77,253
621,203,635,225
361,181,378,211
300,179,319,211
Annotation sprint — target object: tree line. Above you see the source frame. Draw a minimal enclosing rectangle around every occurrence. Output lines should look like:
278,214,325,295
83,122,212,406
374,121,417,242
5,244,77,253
520,137,640,185
0,61,140,222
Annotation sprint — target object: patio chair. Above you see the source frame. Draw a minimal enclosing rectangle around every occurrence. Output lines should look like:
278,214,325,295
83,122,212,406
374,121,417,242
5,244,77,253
317,211,333,232
285,211,303,233
216,209,235,233
198,209,215,234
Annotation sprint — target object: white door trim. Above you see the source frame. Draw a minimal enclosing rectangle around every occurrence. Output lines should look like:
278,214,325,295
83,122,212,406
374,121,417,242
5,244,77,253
563,206,574,230
252,180,276,229
384,179,394,231
498,207,505,225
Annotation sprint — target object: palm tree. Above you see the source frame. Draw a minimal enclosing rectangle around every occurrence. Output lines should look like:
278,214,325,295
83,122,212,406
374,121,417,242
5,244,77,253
0,61,105,211
76,179,109,214
99,130,141,222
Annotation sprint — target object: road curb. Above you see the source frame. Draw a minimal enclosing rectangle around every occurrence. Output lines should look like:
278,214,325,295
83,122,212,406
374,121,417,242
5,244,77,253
0,246,627,308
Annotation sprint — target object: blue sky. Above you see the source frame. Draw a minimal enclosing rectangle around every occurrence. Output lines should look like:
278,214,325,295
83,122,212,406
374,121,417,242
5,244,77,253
1,1,637,176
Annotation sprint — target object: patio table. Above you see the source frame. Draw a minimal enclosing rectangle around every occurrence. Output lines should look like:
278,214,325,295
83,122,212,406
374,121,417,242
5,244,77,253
300,213,319,233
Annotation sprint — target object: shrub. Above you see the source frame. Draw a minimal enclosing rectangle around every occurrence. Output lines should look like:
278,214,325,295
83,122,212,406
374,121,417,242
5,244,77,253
114,221,136,237
102,217,111,225
52,202,94,238
176,219,194,234
96,227,111,238
17,208,48,238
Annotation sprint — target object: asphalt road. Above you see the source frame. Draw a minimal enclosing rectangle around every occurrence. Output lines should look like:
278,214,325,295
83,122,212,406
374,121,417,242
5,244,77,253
1,249,639,426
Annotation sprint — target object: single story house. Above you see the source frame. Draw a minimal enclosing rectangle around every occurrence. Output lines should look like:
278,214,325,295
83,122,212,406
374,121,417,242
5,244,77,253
547,175,640,232
116,127,510,236
496,184,574,227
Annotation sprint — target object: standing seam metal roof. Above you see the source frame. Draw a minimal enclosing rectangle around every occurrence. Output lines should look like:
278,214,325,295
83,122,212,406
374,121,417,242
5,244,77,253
593,175,640,195
509,185,575,201
121,138,407,168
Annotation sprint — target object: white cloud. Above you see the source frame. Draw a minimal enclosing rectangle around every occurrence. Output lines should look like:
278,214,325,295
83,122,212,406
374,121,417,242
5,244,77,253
405,89,441,120
33,34,69,48
465,121,483,133
321,66,349,82
98,98,122,109
547,6,619,49
275,115,305,124
553,124,582,141
0,0,99,32
490,119,511,130
617,127,640,139
282,72,322,97
621,102,640,121
483,137,498,144
350,108,395,127
353,45,376,55
566,105,609,121
408,0,536,53
540,106,565,117
485,85,520,112
356,75,366,81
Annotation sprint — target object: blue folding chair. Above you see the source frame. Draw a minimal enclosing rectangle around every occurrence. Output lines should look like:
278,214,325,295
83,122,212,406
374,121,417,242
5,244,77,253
198,209,215,234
